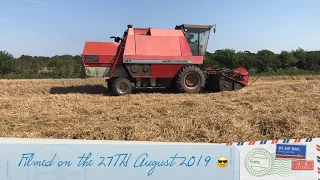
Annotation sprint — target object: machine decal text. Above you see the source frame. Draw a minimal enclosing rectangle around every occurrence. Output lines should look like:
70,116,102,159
84,55,99,62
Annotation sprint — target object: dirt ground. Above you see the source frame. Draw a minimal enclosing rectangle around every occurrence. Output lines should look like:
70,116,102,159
0,75,319,143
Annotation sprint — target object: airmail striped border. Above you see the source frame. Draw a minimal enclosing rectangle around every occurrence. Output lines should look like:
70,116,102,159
224,138,313,146
317,144,320,180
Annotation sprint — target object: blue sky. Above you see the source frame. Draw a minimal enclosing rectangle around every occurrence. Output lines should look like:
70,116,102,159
1,0,320,58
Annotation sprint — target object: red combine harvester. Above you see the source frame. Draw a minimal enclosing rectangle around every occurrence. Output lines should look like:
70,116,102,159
81,24,249,95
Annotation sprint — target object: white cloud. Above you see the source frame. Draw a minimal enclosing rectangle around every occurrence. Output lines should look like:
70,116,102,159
22,0,49,4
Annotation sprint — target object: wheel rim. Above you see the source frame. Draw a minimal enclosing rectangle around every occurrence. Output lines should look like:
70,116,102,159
184,72,201,89
117,83,129,94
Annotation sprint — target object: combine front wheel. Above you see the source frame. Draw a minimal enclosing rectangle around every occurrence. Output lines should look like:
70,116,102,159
112,78,133,96
107,78,114,91
175,65,206,93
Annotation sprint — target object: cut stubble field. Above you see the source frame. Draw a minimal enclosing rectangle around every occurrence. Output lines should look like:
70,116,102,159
0,75,319,143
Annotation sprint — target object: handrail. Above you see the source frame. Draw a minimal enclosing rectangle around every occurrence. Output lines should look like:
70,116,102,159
110,46,125,78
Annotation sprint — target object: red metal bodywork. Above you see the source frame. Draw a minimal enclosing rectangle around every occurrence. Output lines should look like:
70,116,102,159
81,24,250,94
123,28,203,63
205,67,249,85
82,42,119,67
82,26,205,78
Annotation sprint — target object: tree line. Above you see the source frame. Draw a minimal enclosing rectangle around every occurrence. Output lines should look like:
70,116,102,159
0,51,83,79
200,48,320,75
0,47,319,79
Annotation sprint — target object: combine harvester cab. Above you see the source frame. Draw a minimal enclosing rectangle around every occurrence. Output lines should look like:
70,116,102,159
81,24,249,95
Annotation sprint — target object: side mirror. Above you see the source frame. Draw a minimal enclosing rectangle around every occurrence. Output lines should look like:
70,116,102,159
110,36,121,43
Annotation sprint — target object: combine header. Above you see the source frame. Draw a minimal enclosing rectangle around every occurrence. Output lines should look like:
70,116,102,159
81,24,249,95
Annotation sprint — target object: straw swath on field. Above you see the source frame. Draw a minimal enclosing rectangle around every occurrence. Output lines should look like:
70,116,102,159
0,75,319,143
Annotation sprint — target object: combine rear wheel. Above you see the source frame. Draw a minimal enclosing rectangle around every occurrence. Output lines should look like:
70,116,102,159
175,65,206,93
112,78,133,96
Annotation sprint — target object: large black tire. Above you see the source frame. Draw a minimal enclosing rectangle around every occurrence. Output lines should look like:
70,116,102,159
107,78,114,91
112,78,133,96
165,78,178,93
175,65,206,93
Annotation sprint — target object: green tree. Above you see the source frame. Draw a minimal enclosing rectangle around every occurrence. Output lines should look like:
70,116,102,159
200,51,216,69
213,49,239,68
305,51,320,71
237,51,256,70
48,55,81,78
278,51,297,69
73,55,81,62
15,55,47,74
0,50,15,75
256,49,278,72
291,48,307,69
72,55,83,75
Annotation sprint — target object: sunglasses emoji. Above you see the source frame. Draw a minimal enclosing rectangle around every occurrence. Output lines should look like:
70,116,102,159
217,157,228,168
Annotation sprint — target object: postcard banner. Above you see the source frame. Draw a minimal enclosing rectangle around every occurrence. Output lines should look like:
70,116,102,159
0,138,318,180
0,138,240,180
223,138,318,180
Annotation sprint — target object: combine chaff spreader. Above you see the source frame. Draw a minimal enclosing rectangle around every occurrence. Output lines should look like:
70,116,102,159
81,24,249,95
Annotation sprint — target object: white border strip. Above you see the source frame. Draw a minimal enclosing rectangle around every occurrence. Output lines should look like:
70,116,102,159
0,138,221,145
